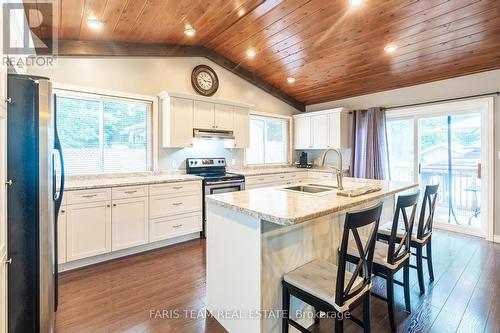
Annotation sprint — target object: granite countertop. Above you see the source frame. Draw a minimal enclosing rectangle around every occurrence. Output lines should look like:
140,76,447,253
228,166,332,176
65,172,202,191
206,177,418,226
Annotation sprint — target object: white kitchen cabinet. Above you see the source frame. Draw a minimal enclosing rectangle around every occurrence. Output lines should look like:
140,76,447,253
311,114,329,149
214,104,234,130
161,96,194,148
160,91,251,149
57,207,67,264
293,108,348,150
0,106,6,259
150,211,202,243
66,201,112,261
225,106,249,149
193,100,215,129
111,196,149,251
294,116,312,149
328,111,350,149
194,101,234,131
0,252,6,333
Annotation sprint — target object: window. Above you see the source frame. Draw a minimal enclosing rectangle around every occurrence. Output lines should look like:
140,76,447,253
55,90,152,175
246,115,289,165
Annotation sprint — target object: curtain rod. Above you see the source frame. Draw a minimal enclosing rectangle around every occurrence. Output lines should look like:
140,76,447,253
384,91,499,110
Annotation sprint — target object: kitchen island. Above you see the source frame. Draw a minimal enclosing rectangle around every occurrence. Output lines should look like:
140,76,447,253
205,177,417,333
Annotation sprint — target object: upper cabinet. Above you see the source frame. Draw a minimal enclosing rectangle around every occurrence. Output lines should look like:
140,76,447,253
159,91,251,149
193,101,215,129
162,96,194,148
293,108,349,150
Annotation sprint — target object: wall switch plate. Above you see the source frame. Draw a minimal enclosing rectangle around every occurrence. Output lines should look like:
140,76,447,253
172,160,177,168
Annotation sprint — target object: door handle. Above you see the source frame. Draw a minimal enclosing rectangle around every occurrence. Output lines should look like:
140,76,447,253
5,258,12,265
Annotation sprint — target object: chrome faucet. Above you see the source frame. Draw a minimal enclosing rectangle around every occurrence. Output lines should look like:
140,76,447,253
320,148,344,190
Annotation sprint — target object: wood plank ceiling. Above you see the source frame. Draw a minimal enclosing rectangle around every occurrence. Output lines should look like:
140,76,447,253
29,0,500,107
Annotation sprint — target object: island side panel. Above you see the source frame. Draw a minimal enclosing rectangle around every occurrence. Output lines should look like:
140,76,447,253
260,195,395,333
206,202,262,333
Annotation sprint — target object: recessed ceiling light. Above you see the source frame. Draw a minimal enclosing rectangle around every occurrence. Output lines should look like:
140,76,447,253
349,0,363,6
384,43,398,53
287,77,296,84
237,8,246,17
184,26,196,37
87,18,103,30
246,49,256,58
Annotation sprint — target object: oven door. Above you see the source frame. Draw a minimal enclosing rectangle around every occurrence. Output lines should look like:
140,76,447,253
202,179,245,238
205,179,245,195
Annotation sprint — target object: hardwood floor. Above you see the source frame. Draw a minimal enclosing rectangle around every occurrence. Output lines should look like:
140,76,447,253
56,231,500,333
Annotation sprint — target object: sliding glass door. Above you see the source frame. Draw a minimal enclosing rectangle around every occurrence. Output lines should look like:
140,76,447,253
386,99,491,235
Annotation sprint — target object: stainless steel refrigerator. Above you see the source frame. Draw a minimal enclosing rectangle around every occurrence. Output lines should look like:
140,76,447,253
6,74,64,333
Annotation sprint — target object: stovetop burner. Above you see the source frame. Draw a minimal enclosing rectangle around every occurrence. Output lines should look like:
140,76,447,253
185,158,244,182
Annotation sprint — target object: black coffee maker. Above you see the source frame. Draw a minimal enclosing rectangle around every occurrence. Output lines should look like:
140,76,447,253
296,152,312,168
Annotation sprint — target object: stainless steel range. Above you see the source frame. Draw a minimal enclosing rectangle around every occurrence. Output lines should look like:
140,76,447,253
186,158,245,237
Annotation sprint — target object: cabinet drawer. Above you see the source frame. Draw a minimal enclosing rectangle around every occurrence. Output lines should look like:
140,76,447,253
285,172,308,181
112,185,148,199
150,212,202,242
66,188,111,204
149,181,201,196
245,174,277,186
149,194,202,219
308,171,333,180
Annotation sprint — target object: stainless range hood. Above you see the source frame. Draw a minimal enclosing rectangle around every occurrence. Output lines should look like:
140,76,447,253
193,128,235,140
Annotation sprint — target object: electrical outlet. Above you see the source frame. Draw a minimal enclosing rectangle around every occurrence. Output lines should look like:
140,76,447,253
171,160,177,168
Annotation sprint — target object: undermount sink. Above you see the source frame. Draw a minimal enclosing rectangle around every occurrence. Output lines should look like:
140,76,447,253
281,185,332,194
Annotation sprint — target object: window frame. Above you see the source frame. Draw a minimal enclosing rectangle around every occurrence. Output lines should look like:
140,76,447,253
53,83,159,174
245,111,292,166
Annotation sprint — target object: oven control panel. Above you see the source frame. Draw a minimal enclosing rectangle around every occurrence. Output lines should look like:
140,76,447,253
186,158,226,168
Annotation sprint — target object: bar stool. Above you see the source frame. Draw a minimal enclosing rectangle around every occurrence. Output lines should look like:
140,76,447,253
282,202,383,333
378,184,439,294
348,192,420,332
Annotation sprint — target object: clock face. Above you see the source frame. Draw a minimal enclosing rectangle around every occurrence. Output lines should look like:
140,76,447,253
197,71,213,90
191,65,219,96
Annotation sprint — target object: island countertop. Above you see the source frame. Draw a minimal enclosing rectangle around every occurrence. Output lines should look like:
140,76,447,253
206,177,417,226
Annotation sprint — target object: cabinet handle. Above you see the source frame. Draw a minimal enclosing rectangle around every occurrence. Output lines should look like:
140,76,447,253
106,204,111,208
279,176,285,179
172,186,183,190
82,194,97,198
172,202,183,206
60,210,65,213
172,224,183,228
124,190,137,194
113,204,117,207
258,178,265,181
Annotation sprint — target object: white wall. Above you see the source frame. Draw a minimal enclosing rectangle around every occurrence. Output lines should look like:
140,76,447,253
306,69,500,237
28,56,299,170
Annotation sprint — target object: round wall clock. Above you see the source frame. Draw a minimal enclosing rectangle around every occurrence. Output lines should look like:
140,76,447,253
191,65,219,96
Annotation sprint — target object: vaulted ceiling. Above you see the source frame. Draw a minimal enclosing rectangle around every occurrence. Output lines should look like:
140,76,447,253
28,0,500,109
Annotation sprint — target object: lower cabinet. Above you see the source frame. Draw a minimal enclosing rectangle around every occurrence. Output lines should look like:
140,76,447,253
0,252,6,333
150,211,202,243
66,201,112,262
111,196,149,251
60,181,203,267
57,207,67,264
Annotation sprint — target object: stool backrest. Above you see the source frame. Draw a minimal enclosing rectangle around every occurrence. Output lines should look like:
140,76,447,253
387,191,420,265
417,184,439,240
336,202,383,307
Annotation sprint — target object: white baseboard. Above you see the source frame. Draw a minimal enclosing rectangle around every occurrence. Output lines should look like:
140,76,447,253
432,222,484,238
59,232,200,272
493,235,500,244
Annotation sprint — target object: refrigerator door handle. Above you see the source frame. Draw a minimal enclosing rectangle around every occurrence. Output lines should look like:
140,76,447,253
53,135,64,210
